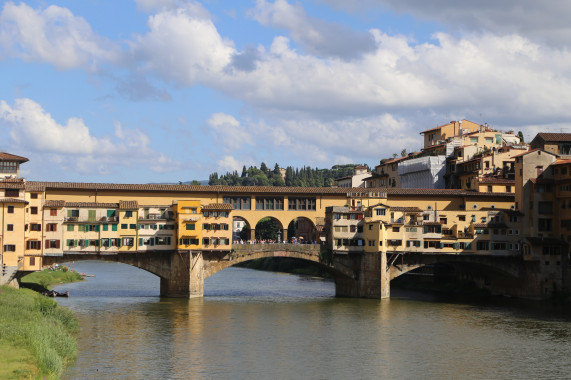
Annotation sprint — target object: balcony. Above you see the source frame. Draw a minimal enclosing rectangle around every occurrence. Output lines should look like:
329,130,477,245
64,217,78,222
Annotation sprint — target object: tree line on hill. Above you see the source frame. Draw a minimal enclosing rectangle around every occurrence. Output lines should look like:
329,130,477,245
207,163,366,187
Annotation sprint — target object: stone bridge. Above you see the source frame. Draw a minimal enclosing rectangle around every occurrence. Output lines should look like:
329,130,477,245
40,246,536,299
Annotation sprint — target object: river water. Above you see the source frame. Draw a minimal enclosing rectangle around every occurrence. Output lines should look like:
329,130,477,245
55,261,571,379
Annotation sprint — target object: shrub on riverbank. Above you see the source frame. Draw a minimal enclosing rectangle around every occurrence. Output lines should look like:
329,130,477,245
21,266,83,292
0,286,78,378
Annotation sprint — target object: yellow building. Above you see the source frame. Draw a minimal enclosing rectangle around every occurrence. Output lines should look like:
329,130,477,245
174,200,202,250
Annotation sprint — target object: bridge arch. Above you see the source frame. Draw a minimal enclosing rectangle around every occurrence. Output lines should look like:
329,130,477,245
254,216,285,242
202,244,354,280
286,216,317,243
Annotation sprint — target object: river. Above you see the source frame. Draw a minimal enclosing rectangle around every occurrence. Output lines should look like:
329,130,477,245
55,261,571,379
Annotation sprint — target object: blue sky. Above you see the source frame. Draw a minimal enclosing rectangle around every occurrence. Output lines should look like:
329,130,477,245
2,0,571,183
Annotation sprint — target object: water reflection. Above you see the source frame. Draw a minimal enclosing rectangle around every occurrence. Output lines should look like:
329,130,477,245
56,261,571,380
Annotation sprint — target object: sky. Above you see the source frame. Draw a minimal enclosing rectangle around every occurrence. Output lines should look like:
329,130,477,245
2,0,571,184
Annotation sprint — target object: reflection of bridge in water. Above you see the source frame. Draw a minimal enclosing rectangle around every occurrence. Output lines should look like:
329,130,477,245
42,243,534,299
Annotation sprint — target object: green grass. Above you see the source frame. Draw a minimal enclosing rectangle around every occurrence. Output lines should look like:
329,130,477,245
0,286,79,379
21,267,83,292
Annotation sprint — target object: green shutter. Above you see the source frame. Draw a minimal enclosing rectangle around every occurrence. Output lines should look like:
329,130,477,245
67,224,74,232
112,224,117,231
103,224,108,231
96,225,100,232
150,238,155,246
167,237,171,245
67,210,73,217
159,224,163,230
107,209,115,217
139,238,143,246
88,210,96,221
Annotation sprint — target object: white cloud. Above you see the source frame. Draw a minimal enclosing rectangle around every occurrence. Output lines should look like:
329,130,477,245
0,2,119,70
318,0,571,47
250,0,377,60
207,113,254,151
0,98,180,175
217,155,252,174
130,5,234,85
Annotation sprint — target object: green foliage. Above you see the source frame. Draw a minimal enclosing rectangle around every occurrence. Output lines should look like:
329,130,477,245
21,268,83,291
0,286,78,378
255,217,282,240
208,162,360,187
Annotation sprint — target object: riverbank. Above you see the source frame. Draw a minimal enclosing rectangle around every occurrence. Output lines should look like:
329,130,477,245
20,266,84,293
0,286,78,379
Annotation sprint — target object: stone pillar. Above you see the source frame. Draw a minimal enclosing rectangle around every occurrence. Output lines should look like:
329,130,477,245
333,252,387,299
282,228,288,242
250,229,256,241
160,251,204,298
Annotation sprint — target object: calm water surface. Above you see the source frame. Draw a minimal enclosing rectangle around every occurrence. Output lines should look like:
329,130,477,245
56,261,571,379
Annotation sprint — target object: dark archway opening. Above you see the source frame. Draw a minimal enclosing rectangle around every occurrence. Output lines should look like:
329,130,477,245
287,217,317,244
254,217,283,242
232,216,250,243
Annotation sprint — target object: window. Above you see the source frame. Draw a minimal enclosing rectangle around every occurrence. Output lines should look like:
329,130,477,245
3,244,16,251
458,215,466,221
223,196,251,210
26,241,41,250
392,227,400,232
288,197,316,211
506,186,512,192
68,209,79,218
368,240,375,247
375,208,386,216
0,161,18,174
125,211,133,218
30,223,41,231
7,206,14,214
121,224,128,229
49,208,57,216
256,197,284,210
6,224,13,231
112,224,118,232
538,202,553,214
122,238,134,246
5,189,19,197
538,218,552,232
30,207,38,215
45,240,60,249
186,223,196,230
46,223,57,232
129,224,137,229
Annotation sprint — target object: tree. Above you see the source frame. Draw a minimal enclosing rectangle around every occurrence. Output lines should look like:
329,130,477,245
401,148,407,157
517,131,524,143
260,162,268,173
189,180,202,185
241,165,247,178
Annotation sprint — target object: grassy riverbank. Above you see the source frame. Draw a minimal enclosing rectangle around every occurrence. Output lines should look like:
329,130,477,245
21,266,83,293
0,286,78,379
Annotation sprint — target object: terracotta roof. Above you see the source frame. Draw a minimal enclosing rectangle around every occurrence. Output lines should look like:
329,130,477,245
420,122,452,134
533,133,571,142
25,182,45,192
511,149,557,159
478,177,515,184
119,200,138,209
0,152,29,162
0,198,28,204
65,202,118,208
0,182,25,189
202,203,233,210
390,206,422,212
473,223,488,228
553,159,571,166
44,200,65,207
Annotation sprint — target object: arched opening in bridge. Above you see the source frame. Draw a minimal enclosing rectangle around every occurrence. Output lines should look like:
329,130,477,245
287,217,318,244
232,216,250,243
254,217,284,242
